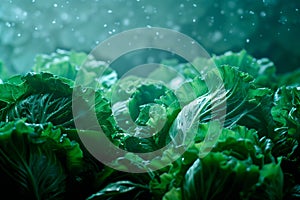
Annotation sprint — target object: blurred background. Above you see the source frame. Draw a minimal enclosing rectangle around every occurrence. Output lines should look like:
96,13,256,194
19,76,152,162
0,0,299,75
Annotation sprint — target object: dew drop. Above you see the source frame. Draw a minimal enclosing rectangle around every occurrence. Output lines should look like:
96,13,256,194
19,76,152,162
246,38,250,43
5,22,11,27
260,11,266,17
123,18,130,26
278,16,287,24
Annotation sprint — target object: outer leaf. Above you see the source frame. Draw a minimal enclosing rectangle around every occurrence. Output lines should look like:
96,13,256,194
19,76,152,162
272,86,300,134
0,72,75,128
212,50,277,89
0,120,67,200
183,153,260,200
86,181,150,200
0,82,27,103
169,65,273,149
162,187,182,200
278,69,300,87
33,49,87,80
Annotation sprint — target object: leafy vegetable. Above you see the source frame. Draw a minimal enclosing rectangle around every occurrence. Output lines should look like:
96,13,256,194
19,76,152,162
0,72,74,127
0,49,299,199
211,50,277,89
32,49,118,96
0,120,66,199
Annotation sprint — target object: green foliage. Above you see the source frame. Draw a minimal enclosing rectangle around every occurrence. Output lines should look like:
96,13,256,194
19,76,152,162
0,49,299,199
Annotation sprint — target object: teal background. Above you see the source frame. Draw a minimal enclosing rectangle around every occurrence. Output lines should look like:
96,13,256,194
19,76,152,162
0,0,299,75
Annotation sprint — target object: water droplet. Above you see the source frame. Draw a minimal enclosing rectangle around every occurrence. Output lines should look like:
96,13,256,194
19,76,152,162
52,20,56,24
296,8,299,12
17,33,21,37
103,24,107,27
212,31,222,42
107,10,112,14
180,3,184,8
260,11,266,17
192,18,196,22
193,3,197,7
5,22,11,27
246,38,250,43
155,32,159,35
53,3,58,7
34,27,38,31
249,10,254,14
278,16,287,24
32,0,35,2
123,18,130,26
146,25,152,28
